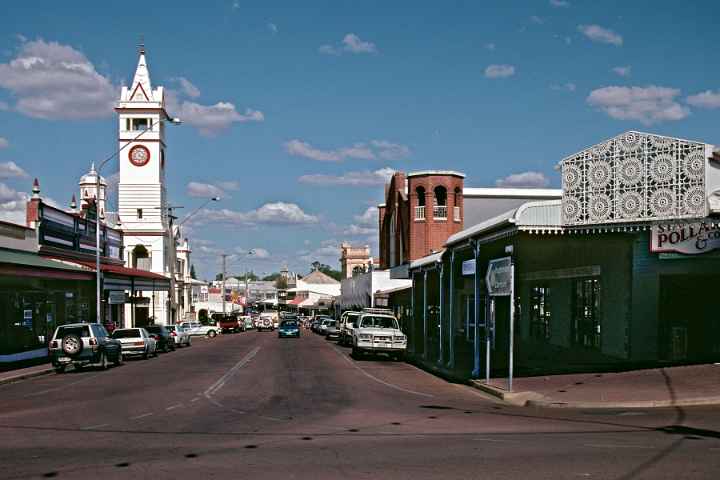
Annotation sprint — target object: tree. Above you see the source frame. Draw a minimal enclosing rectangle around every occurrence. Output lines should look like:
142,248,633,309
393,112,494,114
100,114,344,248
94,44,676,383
215,273,224,281
310,261,342,281
263,272,281,281
190,264,197,279
275,276,288,290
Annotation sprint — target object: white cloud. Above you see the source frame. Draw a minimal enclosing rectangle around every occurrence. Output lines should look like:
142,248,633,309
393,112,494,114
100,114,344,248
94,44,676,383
686,90,720,109
187,181,225,198
171,77,201,98
285,139,408,162
195,202,319,226
298,167,395,187
530,16,545,24
0,182,28,224
587,85,690,125
551,82,576,92
495,171,550,188
550,0,570,7
343,224,376,236
267,23,278,35
0,161,28,179
354,206,378,226
250,247,270,259
370,140,411,160
217,180,240,191
319,33,377,55
578,25,623,46
612,66,632,77
0,137,8,149
484,43,496,51
0,38,116,119
484,64,515,79
170,100,263,136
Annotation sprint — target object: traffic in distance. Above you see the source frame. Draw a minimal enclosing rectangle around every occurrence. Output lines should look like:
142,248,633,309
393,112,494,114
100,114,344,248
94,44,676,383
47,307,406,374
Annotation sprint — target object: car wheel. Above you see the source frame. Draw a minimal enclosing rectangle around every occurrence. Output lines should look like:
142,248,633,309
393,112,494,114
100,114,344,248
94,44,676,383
187,338,192,347
208,330,217,338
113,351,123,366
163,343,169,353
98,352,108,370
54,365,66,374
352,346,361,358
61,334,83,355
143,348,149,360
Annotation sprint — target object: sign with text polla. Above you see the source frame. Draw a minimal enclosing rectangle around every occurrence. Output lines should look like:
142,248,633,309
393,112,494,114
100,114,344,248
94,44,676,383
486,257,512,296
651,221,720,255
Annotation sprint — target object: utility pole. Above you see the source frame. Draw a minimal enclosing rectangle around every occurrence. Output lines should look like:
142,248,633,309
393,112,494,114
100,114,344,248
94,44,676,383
221,254,228,315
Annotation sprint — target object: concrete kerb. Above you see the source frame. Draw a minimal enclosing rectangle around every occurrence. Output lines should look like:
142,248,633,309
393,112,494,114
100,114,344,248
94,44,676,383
469,379,720,409
0,367,55,386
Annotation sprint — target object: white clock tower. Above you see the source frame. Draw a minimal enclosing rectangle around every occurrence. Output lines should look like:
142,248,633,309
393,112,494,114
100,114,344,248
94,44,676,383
116,44,176,327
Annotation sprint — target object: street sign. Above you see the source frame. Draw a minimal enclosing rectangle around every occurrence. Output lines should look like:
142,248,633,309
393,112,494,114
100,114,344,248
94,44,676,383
461,259,475,276
485,257,512,296
108,291,126,304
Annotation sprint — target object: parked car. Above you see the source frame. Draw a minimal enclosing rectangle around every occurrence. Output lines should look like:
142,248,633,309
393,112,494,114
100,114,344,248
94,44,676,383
144,325,175,353
180,321,219,338
278,319,300,338
351,312,407,361
111,328,157,359
319,318,335,336
324,321,340,341
49,323,123,373
339,311,361,346
239,315,253,331
257,312,276,332
215,314,242,334
166,325,191,347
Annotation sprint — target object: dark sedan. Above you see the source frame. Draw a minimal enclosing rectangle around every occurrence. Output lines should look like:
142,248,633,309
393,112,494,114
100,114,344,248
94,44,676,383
144,325,176,353
278,320,300,338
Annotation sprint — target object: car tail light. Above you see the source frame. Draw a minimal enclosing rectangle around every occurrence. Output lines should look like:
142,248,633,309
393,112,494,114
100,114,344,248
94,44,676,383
50,340,58,349
134,341,144,346
170,331,176,337
89,338,98,346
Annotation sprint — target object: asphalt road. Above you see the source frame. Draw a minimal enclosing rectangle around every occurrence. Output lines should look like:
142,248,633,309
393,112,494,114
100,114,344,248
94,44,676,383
2,330,720,479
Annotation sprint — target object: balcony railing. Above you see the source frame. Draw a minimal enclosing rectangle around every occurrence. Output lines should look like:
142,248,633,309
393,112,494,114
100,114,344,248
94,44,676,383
454,206,461,222
433,205,448,220
415,206,426,220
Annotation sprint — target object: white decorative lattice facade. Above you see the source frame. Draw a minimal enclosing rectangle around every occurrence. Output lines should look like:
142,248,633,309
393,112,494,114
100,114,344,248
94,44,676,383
561,131,713,226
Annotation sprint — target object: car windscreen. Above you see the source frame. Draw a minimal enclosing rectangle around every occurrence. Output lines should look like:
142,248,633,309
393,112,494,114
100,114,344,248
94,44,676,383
165,326,176,331
144,326,164,334
281,321,298,328
54,325,90,339
322,319,334,326
112,329,141,338
360,316,398,329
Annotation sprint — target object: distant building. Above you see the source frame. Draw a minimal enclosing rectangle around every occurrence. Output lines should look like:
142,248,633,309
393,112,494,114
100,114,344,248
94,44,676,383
378,170,561,277
340,243,373,278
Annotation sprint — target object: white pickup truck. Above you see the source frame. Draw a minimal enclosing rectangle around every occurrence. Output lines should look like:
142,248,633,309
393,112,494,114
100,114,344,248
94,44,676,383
180,321,218,338
351,312,407,361
338,310,361,346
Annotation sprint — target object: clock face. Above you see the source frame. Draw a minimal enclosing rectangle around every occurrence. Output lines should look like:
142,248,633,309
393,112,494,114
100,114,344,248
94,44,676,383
129,145,150,167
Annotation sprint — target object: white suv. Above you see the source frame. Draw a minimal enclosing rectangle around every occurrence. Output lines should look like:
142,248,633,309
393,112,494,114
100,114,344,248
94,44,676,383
338,311,361,346
351,313,407,361
180,321,218,338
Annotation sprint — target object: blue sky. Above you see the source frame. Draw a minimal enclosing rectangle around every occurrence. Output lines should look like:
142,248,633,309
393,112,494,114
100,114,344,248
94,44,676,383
1,1,719,279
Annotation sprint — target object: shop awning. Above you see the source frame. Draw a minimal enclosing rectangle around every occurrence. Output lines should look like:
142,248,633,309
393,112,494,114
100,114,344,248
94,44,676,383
0,249,94,280
45,257,171,291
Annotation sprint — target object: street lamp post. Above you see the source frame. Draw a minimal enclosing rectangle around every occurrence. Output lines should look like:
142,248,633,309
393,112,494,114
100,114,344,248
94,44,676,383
94,116,181,324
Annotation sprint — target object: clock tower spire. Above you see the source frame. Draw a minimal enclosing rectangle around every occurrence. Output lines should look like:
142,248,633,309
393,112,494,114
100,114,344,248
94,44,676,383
116,43,175,327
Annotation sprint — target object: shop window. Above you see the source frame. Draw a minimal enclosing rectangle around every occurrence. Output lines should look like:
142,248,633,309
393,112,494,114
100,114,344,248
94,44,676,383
464,294,475,342
530,286,551,341
137,208,143,219
572,278,601,349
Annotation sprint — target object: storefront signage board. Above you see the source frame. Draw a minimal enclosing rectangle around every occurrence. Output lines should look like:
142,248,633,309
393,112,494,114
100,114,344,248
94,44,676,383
108,291,126,304
486,257,512,296
651,221,720,255
461,259,475,276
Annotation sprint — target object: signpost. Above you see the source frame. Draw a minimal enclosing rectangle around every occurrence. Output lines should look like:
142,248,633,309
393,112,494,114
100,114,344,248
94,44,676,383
485,256,515,391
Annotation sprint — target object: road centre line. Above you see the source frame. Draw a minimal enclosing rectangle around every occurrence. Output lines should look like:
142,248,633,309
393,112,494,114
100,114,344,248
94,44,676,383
331,346,433,398
82,423,110,430
130,412,154,420
204,346,261,398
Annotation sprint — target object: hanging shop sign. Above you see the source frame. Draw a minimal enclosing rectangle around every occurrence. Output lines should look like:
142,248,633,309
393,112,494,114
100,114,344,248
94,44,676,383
651,221,720,255
461,259,476,276
485,257,512,296
108,291,126,304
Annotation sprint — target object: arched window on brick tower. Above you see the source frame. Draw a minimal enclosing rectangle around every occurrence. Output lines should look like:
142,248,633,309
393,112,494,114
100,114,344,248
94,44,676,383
132,245,151,271
415,186,426,220
453,186,462,222
433,186,447,219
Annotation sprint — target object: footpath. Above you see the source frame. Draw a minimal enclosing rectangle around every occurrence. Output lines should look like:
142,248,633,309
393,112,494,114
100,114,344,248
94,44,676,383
0,363,54,386
471,363,720,409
